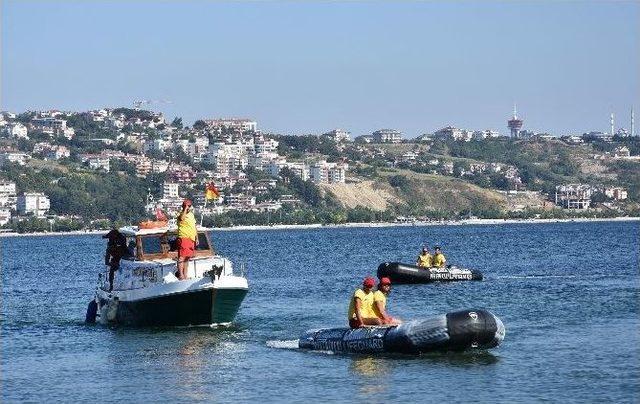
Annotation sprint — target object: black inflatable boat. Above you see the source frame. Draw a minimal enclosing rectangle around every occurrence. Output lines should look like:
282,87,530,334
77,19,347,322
377,262,483,284
299,309,504,354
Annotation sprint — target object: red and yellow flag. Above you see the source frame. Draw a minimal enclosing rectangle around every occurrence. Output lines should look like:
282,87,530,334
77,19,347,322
205,182,220,201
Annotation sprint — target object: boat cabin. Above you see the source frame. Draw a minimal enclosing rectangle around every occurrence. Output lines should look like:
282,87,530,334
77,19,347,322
118,226,214,261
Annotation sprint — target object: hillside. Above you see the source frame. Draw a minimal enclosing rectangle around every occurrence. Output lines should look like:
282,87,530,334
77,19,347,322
323,169,518,215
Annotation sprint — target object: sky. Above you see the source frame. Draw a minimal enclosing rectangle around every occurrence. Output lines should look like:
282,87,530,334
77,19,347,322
2,1,639,137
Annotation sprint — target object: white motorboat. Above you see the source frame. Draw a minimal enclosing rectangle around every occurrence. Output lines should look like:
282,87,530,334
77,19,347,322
86,225,248,327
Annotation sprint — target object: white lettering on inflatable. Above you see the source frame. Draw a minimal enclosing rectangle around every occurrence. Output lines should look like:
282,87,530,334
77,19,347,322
430,273,472,280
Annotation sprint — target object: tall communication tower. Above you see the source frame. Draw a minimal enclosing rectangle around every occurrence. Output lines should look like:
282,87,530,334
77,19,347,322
610,113,615,136
507,104,523,138
632,108,635,137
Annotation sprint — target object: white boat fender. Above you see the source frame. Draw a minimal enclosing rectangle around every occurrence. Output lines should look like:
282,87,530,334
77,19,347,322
85,300,98,324
106,297,119,322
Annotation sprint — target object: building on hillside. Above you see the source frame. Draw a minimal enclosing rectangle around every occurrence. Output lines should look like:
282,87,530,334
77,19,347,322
0,208,10,226
583,131,613,142
88,156,110,172
17,192,50,217
0,151,30,166
613,146,631,158
144,138,170,153
555,184,592,209
434,126,472,141
561,135,583,144
604,187,628,201
2,122,29,139
163,182,179,199
0,180,17,211
372,129,403,143
354,135,374,144
31,117,75,138
309,161,348,184
472,130,500,140
225,193,256,209
322,129,351,143
266,160,310,181
204,118,257,134
33,143,70,160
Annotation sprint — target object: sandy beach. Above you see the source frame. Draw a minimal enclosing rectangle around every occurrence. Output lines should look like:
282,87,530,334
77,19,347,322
1,216,637,238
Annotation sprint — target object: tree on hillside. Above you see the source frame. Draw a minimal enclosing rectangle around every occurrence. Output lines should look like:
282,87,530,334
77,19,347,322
171,117,183,129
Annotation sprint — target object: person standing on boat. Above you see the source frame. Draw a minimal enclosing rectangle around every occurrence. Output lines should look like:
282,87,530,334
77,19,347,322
433,246,447,268
373,277,401,325
177,199,197,280
416,247,433,268
103,228,127,291
348,277,379,328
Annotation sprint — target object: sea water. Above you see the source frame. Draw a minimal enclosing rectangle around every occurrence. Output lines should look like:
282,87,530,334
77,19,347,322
1,221,639,402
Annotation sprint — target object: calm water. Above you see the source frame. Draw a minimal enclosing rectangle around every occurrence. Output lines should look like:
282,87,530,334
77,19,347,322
1,221,639,402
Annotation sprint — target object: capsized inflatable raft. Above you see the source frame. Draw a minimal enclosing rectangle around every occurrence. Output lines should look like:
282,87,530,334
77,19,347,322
377,262,483,284
299,309,504,354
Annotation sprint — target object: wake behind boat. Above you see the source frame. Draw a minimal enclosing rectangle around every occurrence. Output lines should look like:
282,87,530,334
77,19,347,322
85,225,248,327
299,309,504,354
377,262,483,284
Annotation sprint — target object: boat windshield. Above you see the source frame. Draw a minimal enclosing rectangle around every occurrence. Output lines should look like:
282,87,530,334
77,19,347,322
138,231,212,258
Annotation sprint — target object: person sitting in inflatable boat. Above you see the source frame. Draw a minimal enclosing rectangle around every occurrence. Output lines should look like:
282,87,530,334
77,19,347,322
373,277,401,326
348,277,378,329
416,247,433,268
433,246,447,268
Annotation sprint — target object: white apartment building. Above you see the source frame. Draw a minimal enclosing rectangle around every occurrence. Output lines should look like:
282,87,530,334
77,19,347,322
204,119,257,133
17,192,50,217
604,187,628,200
0,180,17,210
555,184,592,209
323,129,351,143
472,130,500,140
34,143,70,160
309,161,348,184
88,157,110,172
372,129,403,143
3,122,29,139
31,117,75,138
0,152,29,166
0,208,10,226
254,137,279,154
225,193,256,208
434,127,473,141
144,138,170,153
266,159,310,181
163,182,179,199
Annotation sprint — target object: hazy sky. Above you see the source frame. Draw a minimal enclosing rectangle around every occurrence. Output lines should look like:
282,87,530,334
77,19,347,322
2,1,639,137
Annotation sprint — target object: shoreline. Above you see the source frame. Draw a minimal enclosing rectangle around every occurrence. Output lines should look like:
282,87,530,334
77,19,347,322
1,216,638,238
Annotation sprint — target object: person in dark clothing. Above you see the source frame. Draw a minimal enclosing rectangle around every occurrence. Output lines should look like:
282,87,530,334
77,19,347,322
103,229,127,291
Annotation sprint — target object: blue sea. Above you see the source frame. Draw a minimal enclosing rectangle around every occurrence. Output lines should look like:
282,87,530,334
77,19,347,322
1,221,639,402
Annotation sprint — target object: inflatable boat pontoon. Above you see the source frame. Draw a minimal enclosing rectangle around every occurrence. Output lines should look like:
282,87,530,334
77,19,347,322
299,309,504,354
377,262,483,284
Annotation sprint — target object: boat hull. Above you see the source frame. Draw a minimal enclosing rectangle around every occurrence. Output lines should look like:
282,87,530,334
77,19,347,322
98,287,247,327
377,262,483,284
299,309,504,354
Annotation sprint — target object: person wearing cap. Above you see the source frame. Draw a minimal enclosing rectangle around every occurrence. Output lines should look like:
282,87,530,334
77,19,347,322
373,277,401,325
347,277,379,328
102,228,127,291
433,246,447,268
416,247,433,268
177,199,197,280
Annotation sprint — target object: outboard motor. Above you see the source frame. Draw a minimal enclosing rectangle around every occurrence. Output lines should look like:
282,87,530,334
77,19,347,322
85,300,98,324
